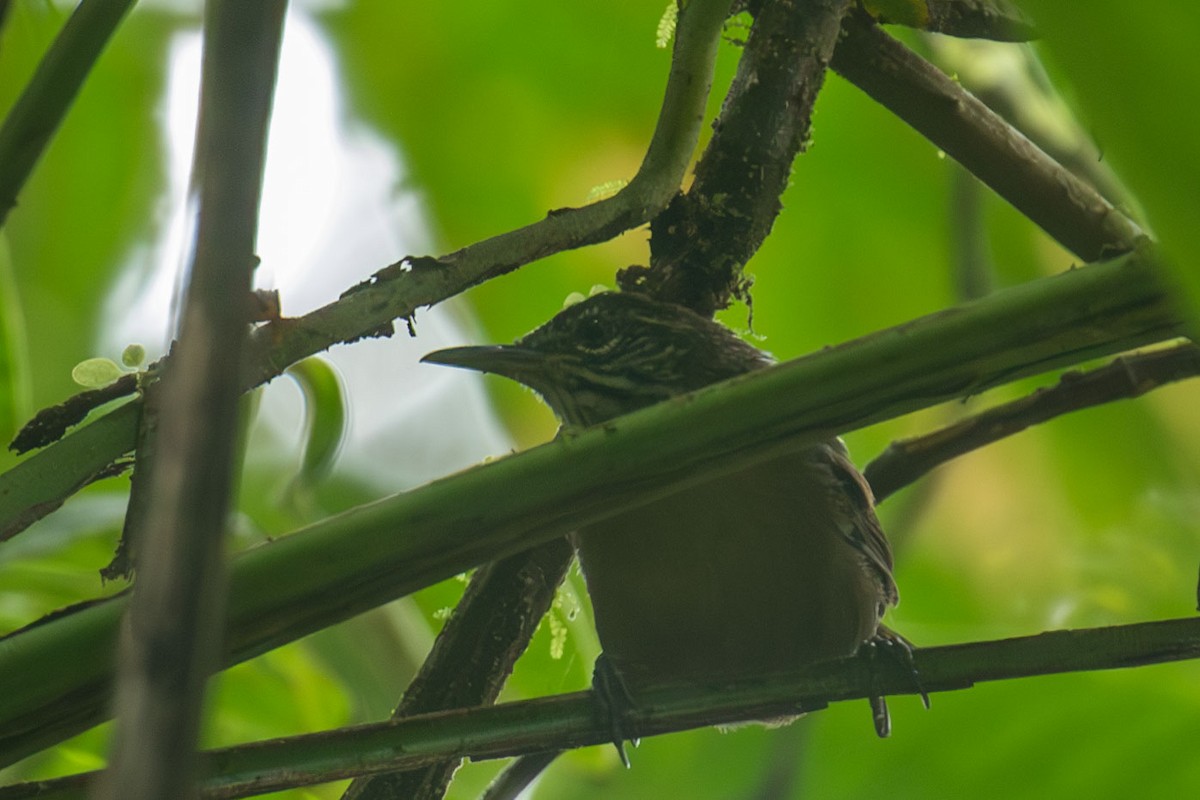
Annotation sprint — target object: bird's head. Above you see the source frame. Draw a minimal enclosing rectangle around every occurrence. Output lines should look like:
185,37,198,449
422,291,771,427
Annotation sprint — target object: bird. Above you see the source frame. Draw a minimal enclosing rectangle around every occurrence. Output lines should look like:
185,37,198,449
422,290,902,739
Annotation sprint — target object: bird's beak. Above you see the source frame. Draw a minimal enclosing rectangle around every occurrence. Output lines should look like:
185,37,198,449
420,344,548,382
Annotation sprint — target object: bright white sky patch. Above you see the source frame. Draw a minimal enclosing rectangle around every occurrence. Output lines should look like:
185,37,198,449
103,8,509,490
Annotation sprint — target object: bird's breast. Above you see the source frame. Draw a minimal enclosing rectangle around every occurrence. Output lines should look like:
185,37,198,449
574,446,889,692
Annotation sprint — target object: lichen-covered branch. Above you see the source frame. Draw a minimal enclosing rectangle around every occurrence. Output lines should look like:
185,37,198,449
621,0,855,316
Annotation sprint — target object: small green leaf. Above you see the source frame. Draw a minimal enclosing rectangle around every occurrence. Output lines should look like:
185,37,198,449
120,343,146,368
71,358,124,388
284,357,347,499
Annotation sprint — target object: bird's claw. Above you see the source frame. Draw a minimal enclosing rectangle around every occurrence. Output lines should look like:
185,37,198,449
873,625,930,708
592,654,639,767
861,626,930,737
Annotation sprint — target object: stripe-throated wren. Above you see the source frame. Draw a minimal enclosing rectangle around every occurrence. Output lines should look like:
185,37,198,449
423,291,900,734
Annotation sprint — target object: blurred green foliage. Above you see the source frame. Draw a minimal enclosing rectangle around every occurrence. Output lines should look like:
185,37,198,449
1019,0,1200,317
0,1,1197,798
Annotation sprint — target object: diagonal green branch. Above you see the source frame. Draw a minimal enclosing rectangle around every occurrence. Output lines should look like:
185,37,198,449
4,615,1200,800
0,249,1181,766
238,0,734,389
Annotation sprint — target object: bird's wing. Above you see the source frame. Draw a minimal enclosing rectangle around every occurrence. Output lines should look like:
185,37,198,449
810,441,900,607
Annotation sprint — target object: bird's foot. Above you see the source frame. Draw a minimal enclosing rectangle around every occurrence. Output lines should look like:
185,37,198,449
861,626,930,738
592,654,640,768
873,625,930,708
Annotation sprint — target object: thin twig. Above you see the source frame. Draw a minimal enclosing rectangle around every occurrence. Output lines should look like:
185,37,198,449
4,616,1199,800
948,166,993,302
866,342,1200,501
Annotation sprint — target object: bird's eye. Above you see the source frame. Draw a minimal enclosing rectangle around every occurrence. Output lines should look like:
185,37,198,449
575,315,614,354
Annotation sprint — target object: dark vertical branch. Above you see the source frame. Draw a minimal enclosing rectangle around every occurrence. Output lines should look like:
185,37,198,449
342,540,573,800
622,0,857,316
93,3,287,799
0,0,136,229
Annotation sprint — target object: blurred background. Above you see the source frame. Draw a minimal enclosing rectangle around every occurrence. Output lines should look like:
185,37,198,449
0,1,1198,797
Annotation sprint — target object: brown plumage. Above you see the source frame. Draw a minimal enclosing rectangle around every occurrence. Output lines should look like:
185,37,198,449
423,291,898,699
